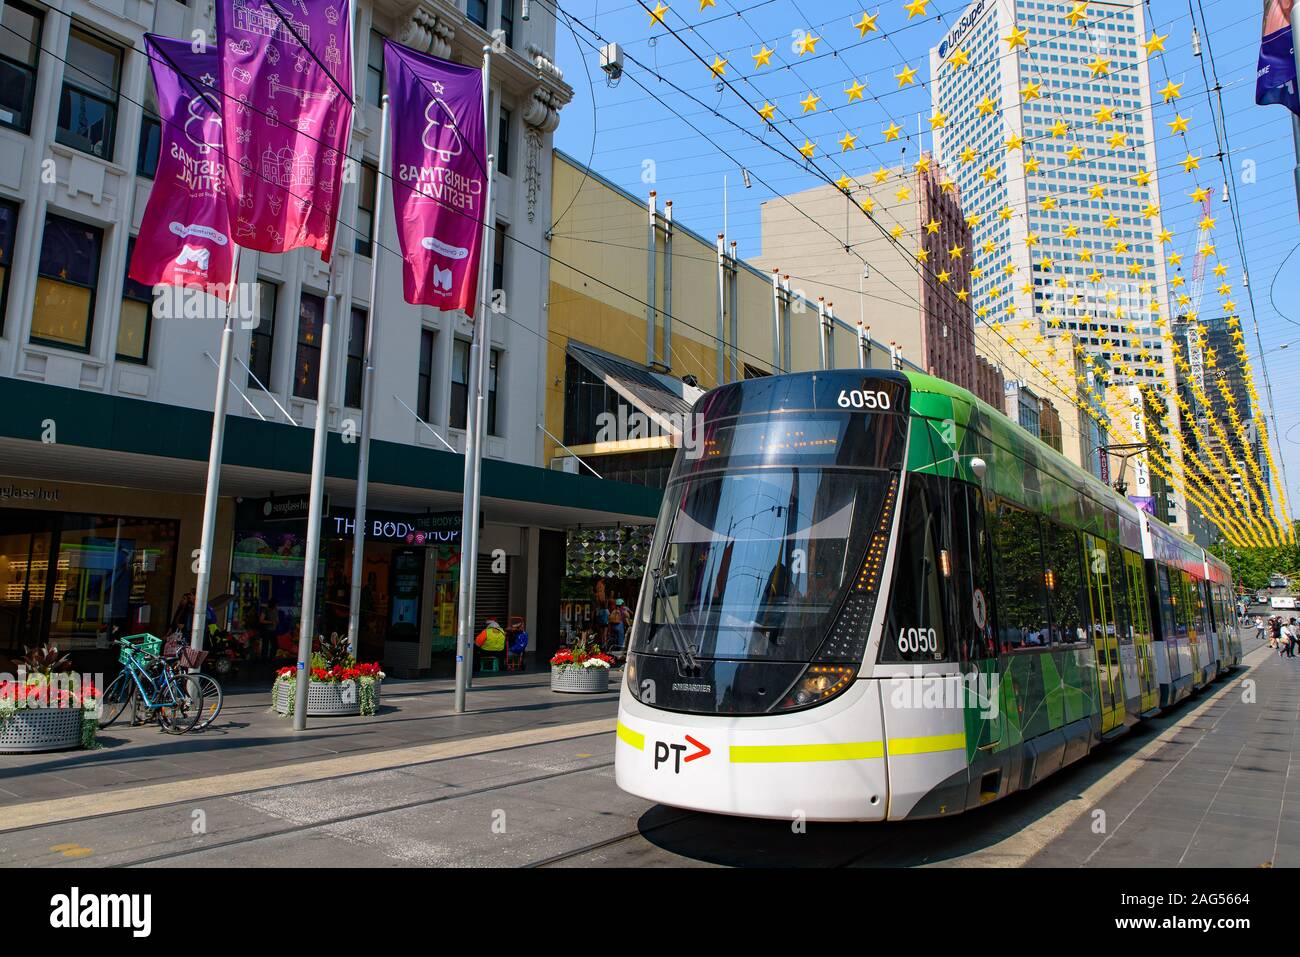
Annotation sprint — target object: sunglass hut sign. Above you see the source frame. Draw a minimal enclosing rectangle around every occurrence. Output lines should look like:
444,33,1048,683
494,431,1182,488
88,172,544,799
938,0,986,59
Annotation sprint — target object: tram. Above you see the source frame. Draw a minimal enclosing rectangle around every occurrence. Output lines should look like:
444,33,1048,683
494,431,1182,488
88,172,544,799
614,370,1242,821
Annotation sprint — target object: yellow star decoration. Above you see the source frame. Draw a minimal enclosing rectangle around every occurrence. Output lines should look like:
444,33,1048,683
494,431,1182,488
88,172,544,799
904,0,929,19
896,64,918,87
796,32,820,56
1190,185,1211,202
1066,143,1084,162
1133,170,1152,186
949,48,970,69
1108,131,1128,149
1094,105,1115,124
981,166,999,183
1158,80,1183,103
1168,113,1189,134
1102,214,1119,229
1062,224,1079,238
1182,153,1201,173
1004,25,1028,49
1041,195,1058,210
925,218,940,234
937,270,951,283
1144,32,1167,56
929,110,948,129
1157,229,1172,243
752,45,774,69
1022,80,1042,101
915,154,932,173
890,224,905,240
896,185,912,201
1066,2,1088,26
1142,202,1160,219
709,55,728,77
1088,182,1106,199
1024,155,1041,174
1005,132,1024,151
799,139,816,159
839,131,858,152
699,0,714,8
940,178,956,194
648,2,670,26
860,197,876,214
975,96,997,117
757,101,776,123
845,80,866,102
960,145,978,164
949,244,964,259
999,205,1015,221
1047,119,1069,139
872,166,890,184
836,174,854,192
1088,56,1110,77
883,122,902,141
853,12,879,36
801,92,821,113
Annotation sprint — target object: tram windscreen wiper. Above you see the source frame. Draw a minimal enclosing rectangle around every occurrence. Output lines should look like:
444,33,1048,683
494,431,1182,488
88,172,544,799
651,570,700,673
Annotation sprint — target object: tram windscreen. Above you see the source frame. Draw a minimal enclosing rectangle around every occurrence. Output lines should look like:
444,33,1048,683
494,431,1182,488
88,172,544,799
637,405,906,665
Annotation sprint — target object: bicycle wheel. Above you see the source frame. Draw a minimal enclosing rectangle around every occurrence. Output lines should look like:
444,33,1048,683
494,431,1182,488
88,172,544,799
189,673,224,731
98,671,137,729
157,673,204,734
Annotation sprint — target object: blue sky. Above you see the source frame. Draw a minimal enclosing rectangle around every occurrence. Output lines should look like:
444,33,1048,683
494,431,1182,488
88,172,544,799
549,0,1300,527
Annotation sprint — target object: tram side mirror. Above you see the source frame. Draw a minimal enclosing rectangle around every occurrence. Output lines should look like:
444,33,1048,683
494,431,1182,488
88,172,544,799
969,457,987,481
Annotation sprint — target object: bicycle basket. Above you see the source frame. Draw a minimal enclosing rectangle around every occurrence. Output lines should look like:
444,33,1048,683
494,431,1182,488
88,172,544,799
118,633,163,667
177,647,208,670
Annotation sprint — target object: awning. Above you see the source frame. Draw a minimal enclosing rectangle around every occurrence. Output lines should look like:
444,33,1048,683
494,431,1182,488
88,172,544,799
567,341,700,437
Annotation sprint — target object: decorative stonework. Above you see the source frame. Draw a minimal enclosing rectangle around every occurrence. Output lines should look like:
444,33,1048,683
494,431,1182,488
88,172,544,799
397,6,454,59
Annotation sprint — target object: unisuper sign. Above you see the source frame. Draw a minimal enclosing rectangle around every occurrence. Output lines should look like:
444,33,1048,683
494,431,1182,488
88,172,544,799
938,0,986,59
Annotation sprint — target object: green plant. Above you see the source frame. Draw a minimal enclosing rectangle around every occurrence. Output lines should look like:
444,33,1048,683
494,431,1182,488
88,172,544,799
318,632,355,670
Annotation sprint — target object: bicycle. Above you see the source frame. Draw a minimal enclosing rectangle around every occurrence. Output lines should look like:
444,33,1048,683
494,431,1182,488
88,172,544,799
99,634,204,734
161,642,223,731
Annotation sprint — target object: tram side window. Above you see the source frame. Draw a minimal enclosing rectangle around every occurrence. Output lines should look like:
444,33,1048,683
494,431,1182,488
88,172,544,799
991,503,1050,651
1155,566,1177,642
1127,552,1151,643
880,477,949,663
951,484,997,661
1109,543,1132,644
1043,522,1087,645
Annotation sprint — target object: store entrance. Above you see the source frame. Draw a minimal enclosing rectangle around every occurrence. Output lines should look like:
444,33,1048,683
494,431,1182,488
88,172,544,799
0,510,57,661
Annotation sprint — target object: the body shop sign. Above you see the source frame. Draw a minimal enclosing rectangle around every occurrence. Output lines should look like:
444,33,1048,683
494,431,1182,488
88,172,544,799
938,0,986,59
329,509,465,545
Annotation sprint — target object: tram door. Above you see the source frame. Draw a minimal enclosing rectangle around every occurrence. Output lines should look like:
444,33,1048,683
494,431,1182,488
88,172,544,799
1083,534,1124,734
953,485,1000,754
1124,549,1159,713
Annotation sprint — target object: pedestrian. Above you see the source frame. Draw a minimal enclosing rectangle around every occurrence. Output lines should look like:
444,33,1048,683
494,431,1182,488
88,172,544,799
1270,616,1282,650
1289,619,1298,659
595,600,610,644
506,618,529,672
474,618,507,673
1256,616,1267,643
259,599,279,662
609,598,629,652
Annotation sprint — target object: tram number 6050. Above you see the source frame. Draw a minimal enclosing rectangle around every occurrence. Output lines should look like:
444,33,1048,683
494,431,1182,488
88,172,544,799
897,627,938,655
838,389,891,410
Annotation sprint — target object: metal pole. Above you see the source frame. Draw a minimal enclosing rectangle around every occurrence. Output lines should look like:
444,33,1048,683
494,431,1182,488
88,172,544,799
190,257,240,652
662,201,673,367
346,94,390,656
715,234,726,385
770,268,782,372
826,301,836,369
781,276,792,372
817,297,828,370
646,192,657,367
454,46,495,715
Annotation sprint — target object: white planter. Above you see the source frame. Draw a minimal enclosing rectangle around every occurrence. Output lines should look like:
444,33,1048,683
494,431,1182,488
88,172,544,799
0,708,85,753
273,680,381,716
550,667,611,694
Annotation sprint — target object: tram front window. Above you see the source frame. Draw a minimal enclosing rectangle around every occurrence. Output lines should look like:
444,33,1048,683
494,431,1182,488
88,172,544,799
642,468,887,663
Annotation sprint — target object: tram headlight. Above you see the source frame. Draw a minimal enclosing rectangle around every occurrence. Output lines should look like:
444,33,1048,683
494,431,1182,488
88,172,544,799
775,664,856,711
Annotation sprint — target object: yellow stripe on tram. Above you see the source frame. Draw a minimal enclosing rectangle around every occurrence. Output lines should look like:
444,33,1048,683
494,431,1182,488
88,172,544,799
886,733,967,756
616,721,645,751
729,741,885,764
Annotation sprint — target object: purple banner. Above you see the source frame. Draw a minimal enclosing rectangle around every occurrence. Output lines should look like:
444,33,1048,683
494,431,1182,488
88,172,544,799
217,0,353,260
384,41,486,316
129,36,236,299
1257,1,1300,116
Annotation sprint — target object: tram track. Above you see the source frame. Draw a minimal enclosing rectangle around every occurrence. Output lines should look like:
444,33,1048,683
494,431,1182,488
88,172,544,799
109,757,618,868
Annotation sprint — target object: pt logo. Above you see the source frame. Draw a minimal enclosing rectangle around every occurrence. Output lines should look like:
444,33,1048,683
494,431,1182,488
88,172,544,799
653,735,711,773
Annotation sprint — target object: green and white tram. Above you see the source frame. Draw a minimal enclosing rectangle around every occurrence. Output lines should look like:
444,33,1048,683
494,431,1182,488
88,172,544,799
614,370,1239,821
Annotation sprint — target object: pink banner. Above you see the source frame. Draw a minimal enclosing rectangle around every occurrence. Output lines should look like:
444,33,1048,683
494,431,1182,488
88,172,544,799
384,41,487,315
129,35,236,299
217,0,353,260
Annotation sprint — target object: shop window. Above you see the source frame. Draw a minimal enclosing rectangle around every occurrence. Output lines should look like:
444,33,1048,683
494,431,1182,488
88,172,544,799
880,474,949,663
344,306,367,408
486,348,500,436
991,502,1050,650
136,115,161,177
417,327,436,421
365,29,385,108
497,108,511,176
57,27,121,160
293,291,325,399
1043,521,1087,645
117,237,153,363
0,199,16,337
501,0,515,48
0,0,42,134
354,161,378,256
248,280,278,388
31,212,101,352
450,337,470,429
492,220,507,301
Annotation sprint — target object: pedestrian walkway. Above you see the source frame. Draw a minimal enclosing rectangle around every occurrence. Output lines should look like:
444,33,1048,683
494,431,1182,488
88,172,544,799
0,669,620,810
1029,638,1300,867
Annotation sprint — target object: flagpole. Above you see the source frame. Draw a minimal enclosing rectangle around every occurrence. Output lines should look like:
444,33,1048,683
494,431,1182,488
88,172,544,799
346,93,390,656
454,45,495,714
190,256,240,652
293,0,359,730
